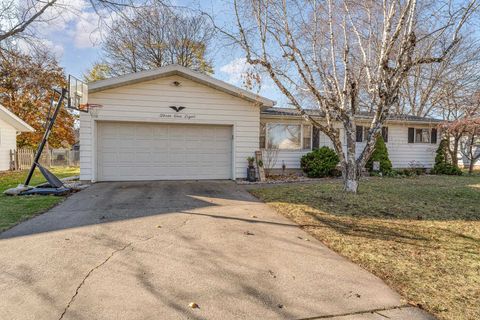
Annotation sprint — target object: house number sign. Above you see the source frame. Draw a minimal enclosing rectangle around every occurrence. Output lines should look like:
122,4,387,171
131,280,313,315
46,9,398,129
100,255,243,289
159,113,196,120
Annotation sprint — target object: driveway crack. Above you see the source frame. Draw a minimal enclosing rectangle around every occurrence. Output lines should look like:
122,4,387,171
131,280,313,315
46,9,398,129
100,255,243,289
296,304,411,320
58,242,133,320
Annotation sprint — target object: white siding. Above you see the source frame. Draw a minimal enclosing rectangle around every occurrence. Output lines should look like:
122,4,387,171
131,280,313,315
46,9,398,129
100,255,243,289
262,118,439,170
0,118,18,171
80,75,260,181
355,124,438,168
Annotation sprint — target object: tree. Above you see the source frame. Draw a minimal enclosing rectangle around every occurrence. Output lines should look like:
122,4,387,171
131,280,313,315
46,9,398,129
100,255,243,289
84,63,110,82
431,139,462,175
0,47,76,148
440,92,480,165
366,136,392,175
0,0,156,45
226,0,477,192
100,3,214,76
0,0,57,43
460,122,480,173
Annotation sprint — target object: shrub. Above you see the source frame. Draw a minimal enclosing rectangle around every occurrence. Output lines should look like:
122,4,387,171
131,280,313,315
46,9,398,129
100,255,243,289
431,139,462,175
366,135,392,174
301,147,340,178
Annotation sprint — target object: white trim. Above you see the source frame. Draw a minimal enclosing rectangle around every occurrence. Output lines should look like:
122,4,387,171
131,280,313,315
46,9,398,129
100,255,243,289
265,122,312,151
94,120,236,181
0,104,34,132
88,65,275,108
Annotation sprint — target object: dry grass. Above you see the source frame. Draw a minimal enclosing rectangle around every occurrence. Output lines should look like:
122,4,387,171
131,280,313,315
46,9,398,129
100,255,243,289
249,175,480,320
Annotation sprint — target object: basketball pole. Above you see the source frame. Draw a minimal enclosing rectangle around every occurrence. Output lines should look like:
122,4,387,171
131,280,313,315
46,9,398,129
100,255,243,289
24,88,68,186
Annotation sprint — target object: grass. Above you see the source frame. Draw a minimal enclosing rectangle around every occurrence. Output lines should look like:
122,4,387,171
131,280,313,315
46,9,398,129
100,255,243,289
249,175,480,320
0,167,80,232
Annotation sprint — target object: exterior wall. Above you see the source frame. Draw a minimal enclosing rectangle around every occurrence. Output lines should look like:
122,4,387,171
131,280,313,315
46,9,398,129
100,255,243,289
261,117,439,170
80,75,260,181
0,117,18,171
355,122,438,168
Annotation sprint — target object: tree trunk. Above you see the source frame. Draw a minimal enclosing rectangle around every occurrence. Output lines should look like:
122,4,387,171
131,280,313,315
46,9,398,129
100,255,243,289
343,157,359,193
469,160,474,174
343,124,359,193
451,136,460,166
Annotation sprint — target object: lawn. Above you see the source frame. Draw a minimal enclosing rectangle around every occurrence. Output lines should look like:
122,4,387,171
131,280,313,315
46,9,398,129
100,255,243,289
0,167,80,232
249,175,480,320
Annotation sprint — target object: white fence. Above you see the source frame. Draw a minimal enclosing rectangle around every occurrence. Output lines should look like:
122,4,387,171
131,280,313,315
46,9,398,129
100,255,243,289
10,148,80,170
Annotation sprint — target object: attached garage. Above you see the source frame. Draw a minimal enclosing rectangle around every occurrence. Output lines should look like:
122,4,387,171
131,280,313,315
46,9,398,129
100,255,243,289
97,122,232,181
80,65,274,182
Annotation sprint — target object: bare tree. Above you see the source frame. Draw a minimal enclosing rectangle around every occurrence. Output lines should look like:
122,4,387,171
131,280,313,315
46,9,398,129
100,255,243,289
224,0,477,192
399,32,480,117
0,0,57,43
0,0,156,45
441,92,480,169
100,3,214,75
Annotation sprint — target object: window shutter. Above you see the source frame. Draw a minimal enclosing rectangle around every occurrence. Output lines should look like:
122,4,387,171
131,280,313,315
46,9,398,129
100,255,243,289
312,126,320,149
408,128,415,143
356,126,363,142
382,127,388,142
431,128,438,144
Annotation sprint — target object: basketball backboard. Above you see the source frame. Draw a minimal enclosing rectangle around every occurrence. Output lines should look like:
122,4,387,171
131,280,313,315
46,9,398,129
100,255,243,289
68,75,88,112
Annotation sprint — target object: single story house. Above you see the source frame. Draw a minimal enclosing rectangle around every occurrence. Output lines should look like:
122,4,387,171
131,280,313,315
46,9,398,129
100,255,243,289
0,105,34,171
80,65,442,182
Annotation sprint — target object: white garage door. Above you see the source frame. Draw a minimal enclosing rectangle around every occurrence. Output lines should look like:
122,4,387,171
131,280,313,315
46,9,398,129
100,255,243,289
97,122,232,181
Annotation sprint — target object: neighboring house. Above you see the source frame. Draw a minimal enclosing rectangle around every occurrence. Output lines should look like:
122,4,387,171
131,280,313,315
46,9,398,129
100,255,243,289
0,105,35,171
80,65,441,182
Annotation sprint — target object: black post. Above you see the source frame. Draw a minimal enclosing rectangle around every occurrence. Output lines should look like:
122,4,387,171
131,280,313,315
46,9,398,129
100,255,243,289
24,88,67,186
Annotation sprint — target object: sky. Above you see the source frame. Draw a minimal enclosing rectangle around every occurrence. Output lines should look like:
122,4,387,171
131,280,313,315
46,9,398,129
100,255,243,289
27,0,285,105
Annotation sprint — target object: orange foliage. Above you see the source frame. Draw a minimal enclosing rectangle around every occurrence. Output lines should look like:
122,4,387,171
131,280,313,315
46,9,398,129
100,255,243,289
0,48,76,148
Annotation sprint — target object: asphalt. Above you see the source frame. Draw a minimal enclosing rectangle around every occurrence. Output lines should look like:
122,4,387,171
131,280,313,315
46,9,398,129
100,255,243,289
0,181,435,320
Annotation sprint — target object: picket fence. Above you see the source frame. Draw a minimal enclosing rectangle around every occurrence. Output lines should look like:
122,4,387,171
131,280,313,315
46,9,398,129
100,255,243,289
9,148,80,170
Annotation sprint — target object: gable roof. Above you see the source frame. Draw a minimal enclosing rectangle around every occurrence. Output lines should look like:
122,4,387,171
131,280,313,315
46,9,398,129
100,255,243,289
262,107,443,125
88,64,275,108
0,105,34,132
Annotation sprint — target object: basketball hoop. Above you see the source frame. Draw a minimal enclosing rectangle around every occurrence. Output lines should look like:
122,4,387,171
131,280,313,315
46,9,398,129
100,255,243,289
78,103,103,118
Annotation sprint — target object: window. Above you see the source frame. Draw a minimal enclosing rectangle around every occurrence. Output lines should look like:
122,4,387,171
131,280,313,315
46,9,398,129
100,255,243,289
356,125,388,142
415,128,430,143
267,124,301,149
259,123,266,148
303,125,312,149
408,127,437,144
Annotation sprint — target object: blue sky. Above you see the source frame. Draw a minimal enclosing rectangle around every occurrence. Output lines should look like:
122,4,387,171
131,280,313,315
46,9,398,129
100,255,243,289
32,0,285,104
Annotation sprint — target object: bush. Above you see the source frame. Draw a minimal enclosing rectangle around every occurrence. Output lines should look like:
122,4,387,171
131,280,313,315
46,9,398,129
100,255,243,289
301,147,340,178
431,139,462,175
366,135,392,174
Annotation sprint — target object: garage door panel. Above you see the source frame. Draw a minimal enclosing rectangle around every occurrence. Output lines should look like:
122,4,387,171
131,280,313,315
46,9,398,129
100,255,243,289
98,122,232,181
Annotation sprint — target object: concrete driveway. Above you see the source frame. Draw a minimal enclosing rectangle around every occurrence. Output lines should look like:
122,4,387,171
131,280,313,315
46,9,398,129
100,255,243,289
0,181,434,320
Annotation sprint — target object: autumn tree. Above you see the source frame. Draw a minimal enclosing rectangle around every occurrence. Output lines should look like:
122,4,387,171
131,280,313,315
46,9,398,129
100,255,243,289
226,0,478,192
0,47,76,148
84,63,111,82
99,3,215,76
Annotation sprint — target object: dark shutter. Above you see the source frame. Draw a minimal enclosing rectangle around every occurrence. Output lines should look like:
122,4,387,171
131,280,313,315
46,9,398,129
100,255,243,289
431,128,438,144
408,127,415,143
356,125,363,142
312,126,320,149
382,127,388,142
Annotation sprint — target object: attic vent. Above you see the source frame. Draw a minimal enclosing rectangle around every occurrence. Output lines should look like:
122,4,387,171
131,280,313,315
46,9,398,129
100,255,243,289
171,81,181,87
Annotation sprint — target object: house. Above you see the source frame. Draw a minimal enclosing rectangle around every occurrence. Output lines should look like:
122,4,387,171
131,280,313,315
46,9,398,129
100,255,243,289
80,65,441,182
0,105,34,171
